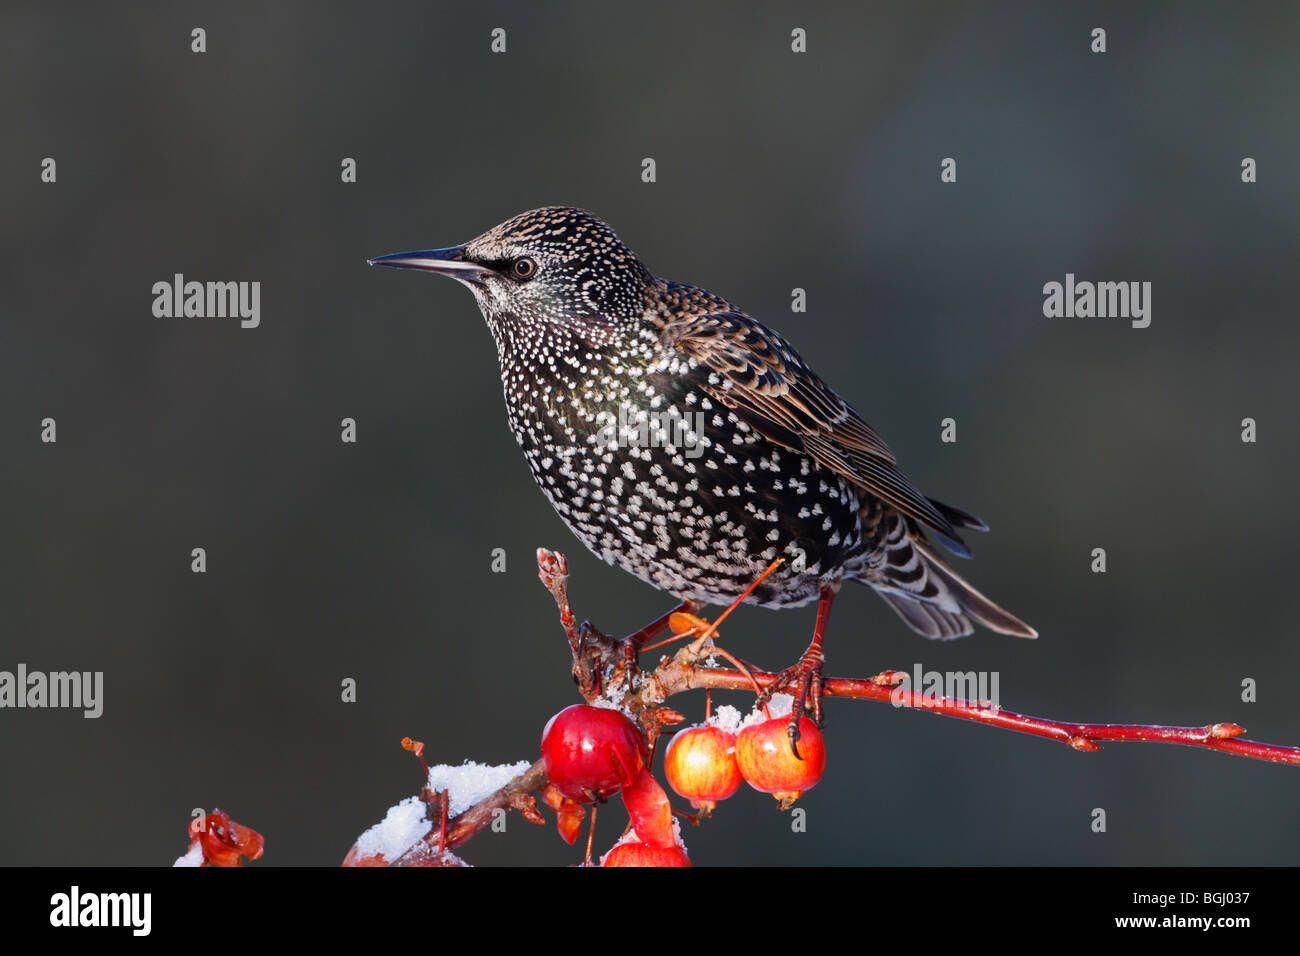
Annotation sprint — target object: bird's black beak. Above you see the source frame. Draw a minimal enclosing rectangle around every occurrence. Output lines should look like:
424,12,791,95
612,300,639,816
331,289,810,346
366,246,492,286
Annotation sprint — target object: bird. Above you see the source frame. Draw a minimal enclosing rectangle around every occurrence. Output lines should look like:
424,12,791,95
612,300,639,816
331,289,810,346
368,206,1035,744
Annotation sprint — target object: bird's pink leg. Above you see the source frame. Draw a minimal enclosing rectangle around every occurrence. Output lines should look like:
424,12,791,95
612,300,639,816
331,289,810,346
757,583,838,754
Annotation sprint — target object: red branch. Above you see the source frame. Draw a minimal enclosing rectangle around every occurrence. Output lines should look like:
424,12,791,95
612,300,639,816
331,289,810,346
679,668,1300,765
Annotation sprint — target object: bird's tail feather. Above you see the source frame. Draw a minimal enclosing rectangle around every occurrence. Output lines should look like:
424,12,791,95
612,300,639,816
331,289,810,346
925,496,990,533
857,518,1037,641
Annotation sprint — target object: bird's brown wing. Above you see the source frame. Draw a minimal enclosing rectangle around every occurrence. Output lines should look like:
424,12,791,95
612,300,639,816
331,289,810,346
661,309,970,554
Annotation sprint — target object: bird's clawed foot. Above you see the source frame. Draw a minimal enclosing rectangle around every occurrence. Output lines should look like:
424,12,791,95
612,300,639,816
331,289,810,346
755,583,837,758
756,643,825,757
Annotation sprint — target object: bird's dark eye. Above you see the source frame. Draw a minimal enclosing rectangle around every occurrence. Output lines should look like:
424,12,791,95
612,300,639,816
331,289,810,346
511,256,538,280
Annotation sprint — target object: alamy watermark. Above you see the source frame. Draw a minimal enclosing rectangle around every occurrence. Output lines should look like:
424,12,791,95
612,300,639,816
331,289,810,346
49,886,150,935
890,663,1000,711
1042,273,1151,328
594,404,706,459
0,664,103,718
152,274,260,328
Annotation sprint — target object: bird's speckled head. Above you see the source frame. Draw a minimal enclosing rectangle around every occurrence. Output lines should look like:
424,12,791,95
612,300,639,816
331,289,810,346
369,206,655,330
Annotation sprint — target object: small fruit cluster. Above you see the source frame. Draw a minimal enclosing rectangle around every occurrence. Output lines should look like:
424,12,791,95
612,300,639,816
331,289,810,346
666,709,826,812
540,700,826,866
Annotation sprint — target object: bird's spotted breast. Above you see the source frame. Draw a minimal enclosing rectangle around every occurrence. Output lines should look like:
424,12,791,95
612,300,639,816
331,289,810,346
498,321,868,608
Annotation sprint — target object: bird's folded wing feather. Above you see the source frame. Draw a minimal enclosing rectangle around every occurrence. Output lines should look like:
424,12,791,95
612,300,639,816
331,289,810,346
661,309,965,549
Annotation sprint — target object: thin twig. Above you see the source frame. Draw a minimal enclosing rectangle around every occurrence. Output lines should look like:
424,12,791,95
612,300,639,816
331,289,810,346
677,667,1300,765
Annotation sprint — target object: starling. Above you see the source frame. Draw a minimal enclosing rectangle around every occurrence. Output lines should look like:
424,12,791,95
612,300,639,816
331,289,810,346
369,206,1035,737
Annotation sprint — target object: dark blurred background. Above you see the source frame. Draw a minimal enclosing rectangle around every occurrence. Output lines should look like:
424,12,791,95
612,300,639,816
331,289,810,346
2,1,1298,866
